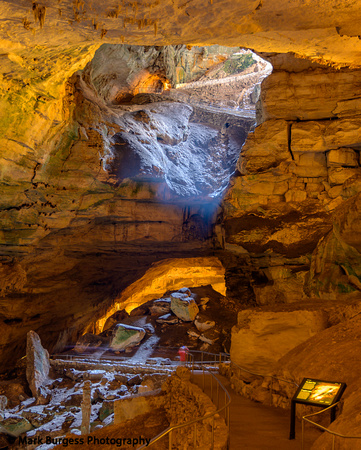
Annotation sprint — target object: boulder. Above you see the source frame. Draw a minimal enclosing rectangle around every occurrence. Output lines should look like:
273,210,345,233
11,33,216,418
328,167,361,185
114,395,153,425
199,328,220,345
187,329,200,339
156,313,179,324
194,314,216,332
231,309,328,373
99,401,114,422
149,298,171,315
127,375,142,387
291,118,361,153
285,189,307,202
0,416,33,437
84,370,107,382
238,120,291,174
327,148,359,167
292,152,327,178
170,292,199,321
110,324,145,351
0,396,7,412
324,196,344,211
26,330,50,398
178,287,192,296
327,185,343,198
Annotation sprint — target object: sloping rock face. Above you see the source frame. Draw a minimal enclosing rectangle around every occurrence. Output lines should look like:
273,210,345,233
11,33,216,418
222,53,361,304
231,307,328,373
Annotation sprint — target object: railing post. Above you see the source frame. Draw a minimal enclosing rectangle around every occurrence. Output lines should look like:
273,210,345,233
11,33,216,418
224,390,227,420
226,402,230,449
301,417,305,450
169,429,172,450
211,373,213,400
202,364,205,391
219,352,221,365
270,376,273,406
194,422,197,447
217,377,219,408
332,434,335,450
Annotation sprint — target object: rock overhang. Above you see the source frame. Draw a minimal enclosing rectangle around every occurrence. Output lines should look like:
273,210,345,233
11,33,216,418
1,0,361,68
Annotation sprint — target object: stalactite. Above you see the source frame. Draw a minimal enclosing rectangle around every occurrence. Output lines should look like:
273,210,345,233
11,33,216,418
133,2,138,19
100,28,108,39
107,5,121,18
32,2,46,29
92,18,99,30
154,20,158,36
74,0,85,11
22,18,31,30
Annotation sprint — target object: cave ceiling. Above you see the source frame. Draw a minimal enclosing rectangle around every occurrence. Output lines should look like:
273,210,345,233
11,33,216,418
1,0,361,68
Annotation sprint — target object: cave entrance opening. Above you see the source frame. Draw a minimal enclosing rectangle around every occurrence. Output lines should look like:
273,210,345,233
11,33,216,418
80,44,272,200
65,44,272,361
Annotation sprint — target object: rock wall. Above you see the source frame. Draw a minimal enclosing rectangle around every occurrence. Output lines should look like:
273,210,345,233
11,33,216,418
222,53,361,303
0,44,253,370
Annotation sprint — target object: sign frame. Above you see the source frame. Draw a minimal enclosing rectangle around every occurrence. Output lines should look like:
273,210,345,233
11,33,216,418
289,377,347,440
292,377,346,407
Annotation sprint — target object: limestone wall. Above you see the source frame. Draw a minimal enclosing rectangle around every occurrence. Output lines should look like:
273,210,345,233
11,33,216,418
222,53,361,302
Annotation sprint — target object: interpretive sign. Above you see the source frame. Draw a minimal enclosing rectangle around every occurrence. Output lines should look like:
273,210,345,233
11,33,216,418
293,378,346,407
289,377,346,440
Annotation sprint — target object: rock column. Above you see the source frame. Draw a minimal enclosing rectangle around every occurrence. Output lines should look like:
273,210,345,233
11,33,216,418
81,380,92,435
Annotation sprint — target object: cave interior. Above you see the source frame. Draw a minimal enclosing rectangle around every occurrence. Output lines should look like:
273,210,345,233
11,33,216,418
2,0,361,447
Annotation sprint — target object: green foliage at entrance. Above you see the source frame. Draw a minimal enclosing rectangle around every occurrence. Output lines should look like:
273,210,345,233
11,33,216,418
223,53,255,75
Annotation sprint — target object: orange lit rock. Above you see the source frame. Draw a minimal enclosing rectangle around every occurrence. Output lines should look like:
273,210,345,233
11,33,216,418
259,63,361,121
237,119,291,175
328,167,361,186
231,308,328,373
327,148,359,168
96,257,226,332
291,118,361,153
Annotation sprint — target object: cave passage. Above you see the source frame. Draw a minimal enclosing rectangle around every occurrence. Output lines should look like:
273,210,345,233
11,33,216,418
79,44,272,201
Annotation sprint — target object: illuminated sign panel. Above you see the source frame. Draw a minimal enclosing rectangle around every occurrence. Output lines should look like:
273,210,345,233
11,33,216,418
293,378,346,407
290,377,346,440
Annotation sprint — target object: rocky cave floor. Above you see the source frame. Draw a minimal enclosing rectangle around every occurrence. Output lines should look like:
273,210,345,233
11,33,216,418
0,285,237,449
75,285,239,360
2,287,361,449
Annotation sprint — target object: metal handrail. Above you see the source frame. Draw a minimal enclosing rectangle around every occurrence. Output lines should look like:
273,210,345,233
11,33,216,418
137,352,231,449
229,360,299,388
301,402,361,450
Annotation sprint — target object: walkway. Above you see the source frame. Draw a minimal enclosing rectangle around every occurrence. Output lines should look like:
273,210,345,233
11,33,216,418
192,372,322,450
